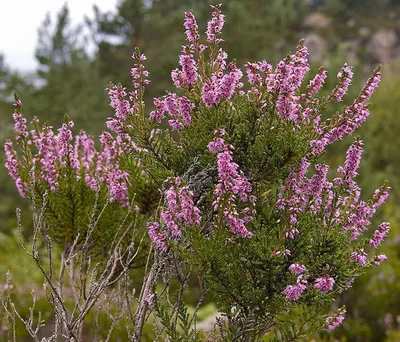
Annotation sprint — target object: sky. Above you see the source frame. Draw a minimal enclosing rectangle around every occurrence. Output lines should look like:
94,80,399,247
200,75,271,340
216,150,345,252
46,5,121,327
0,0,118,72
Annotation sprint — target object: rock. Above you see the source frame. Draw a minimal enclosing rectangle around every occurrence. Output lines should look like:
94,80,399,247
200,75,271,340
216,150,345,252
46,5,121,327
366,30,397,64
304,12,331,29
359,27,371,38
304,33,326,61
196,314,223,332
344,39,361,63
347,19,356,28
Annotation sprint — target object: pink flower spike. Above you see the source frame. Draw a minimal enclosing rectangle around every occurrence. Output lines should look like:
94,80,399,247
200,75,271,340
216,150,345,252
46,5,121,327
314,277,335,294
325,309,346,331
289,264,306,275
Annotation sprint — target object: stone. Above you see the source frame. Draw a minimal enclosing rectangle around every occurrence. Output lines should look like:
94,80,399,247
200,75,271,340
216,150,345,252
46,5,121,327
304,12,331,29
304,33,326,61
366,30,397,64
344,40,361,63
359,27,371,38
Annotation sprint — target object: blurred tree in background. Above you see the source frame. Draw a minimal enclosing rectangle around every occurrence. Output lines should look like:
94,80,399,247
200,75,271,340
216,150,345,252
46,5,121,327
1,0,400,340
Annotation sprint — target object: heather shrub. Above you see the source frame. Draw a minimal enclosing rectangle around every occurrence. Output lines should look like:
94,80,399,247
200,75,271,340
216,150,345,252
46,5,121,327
2,4,390,341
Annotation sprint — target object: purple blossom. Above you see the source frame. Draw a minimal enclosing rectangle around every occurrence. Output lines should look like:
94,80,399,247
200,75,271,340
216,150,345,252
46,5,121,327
179,51,198,88
375,254,388,266
338,140,364,186
161,211,182,238
209,131,254,238
314,277,335,294
206,4,225,44
106,169,129,206
360,67,382,101
371,185,391,211
284,275,307,301
12,113,28,139
150,94,194,130
145,292,155,306
147,222,167,251
107,84,132,122
289,264,306,275
325,309,346,331
172,46,198,89
306,67,327,97
351,249,368,265
4,140,26,197
201,63,243,108
131,51,150,89
331,63,354,102
370,222,390,248
183,11,199,43
160,177,201,240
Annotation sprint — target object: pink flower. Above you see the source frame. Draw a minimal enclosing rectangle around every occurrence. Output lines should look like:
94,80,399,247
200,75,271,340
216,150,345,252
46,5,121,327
206,4,225,44
150,94,195,130
284,276,307,301
331,63,354,102
147,222,167,251
107,84,132,122
209,131,254,238
370,222,390,248
325,309,345,331
289,264,306,275
12,113,28,139
351,249,368,265
360,67,382,101
375,254,388,266
306,67,327,97
184,11,200,43
145,292,155,305
338,140,364,185
314,277,335,294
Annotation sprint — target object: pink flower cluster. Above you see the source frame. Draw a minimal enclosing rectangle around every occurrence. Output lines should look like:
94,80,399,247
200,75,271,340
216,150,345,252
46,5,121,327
107,85,132,123
284,273,335,301
131,50,150,90
5,110,146,207
331,63,354,102
325,309,346,331
370,222,390,249
310,68,381,156
12,113,28,140
183,10,199,43
208,130,255,238
201,62,243,108
276,157,329,238
289,264,306,275
150,93,195,130
314,277,335,294
4,141,27,197
162,177,201,234
337,140,363,187
245,60,273,87
206,4,225,44
30,121,74,191
374,254,388,266
147,222,167,251
106,51,150,134
171,46,198,89
244,41,316,125
284,275,307,301
147,177,200,251
305,66,327,98
350,249,368,265
278,141,390,243
360,68,382,101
